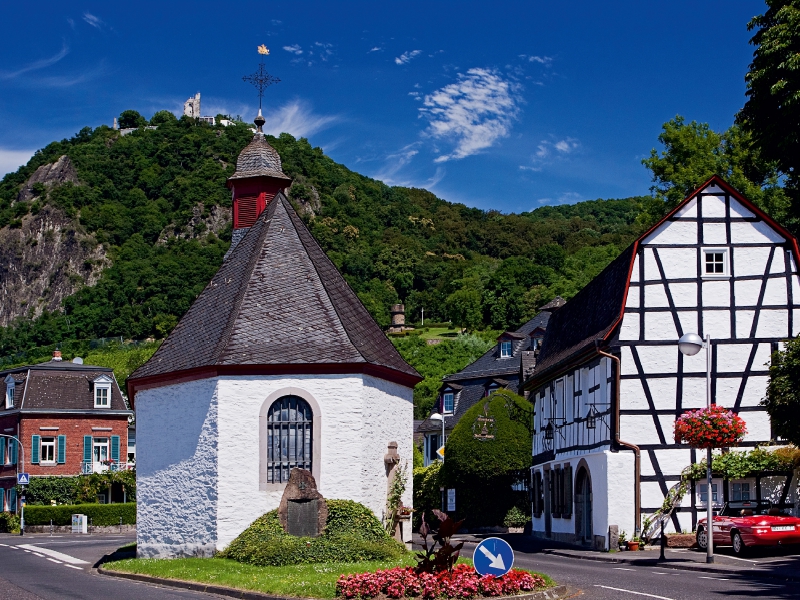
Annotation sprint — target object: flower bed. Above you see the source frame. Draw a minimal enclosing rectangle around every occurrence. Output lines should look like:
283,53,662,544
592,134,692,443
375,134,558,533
336,564,546,599
674,405,746,448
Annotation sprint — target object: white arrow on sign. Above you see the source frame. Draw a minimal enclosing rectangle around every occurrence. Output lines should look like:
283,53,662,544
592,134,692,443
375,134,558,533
478,545,506,570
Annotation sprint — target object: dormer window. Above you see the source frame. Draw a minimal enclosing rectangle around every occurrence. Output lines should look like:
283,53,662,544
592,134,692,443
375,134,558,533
4,376,14,409
442,392,454,414
93,374,113,408
500,341,513,358
486,382,500,397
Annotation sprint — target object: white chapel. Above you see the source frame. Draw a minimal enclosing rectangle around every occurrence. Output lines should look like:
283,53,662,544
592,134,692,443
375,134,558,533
128,112,420,558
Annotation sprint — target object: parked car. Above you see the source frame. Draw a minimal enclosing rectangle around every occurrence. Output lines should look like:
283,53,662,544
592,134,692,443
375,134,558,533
697,500,800,556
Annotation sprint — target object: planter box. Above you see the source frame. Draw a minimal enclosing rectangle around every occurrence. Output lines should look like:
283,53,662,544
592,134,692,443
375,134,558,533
666,533,696,548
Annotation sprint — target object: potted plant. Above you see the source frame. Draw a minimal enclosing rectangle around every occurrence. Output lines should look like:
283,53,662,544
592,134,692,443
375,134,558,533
627,536,640,551
674,405,747,448
618,530,627,551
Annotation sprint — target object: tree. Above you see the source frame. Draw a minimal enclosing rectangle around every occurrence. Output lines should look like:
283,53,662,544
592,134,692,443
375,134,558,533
445,288,482,332
738,1,800,193
150,110,177,125
642,116,789,222
118,110,147,129
763,337,800,446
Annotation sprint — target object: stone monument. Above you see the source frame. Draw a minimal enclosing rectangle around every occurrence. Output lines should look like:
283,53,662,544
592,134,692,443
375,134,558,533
277,468,328,537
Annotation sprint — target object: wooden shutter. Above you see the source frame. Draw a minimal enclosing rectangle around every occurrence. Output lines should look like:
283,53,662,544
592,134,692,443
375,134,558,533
9,488,16,512
549,469,558,518
236,195,259,227
563,464,573,518
31,435,40,464
10,438,17,464
111,435,120,462
533,472,543,518
57,435,66,464
0,439,4,464
83,436,93,463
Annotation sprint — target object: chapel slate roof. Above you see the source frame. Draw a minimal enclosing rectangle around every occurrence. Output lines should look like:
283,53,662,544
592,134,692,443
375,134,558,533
130,192,420,384
530,243,636,382
228,133,291,181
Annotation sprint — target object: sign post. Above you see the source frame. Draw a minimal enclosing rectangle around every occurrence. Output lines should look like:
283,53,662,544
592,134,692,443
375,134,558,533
17,472,29,536
473,537,514,577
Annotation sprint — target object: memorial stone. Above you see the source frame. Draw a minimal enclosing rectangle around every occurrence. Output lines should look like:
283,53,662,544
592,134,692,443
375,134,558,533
278,468,327,537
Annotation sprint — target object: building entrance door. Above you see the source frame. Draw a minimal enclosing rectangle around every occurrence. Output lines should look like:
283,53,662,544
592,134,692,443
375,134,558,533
575,467,592,545
93,437,109,473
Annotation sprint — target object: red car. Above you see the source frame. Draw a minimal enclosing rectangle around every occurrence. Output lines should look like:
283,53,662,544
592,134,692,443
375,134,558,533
697,500,800,556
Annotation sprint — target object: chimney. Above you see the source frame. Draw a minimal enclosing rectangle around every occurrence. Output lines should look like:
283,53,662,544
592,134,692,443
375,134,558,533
52,349,63,362
390,304,406,327
113,117,118,130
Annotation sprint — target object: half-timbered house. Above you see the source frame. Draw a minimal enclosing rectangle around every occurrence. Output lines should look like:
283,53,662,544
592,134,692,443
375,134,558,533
523,176,800,549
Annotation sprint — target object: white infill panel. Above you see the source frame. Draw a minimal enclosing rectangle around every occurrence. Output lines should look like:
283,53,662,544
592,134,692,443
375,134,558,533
659,247,697,280
753,343,773,371
794,310,800,336
644,247,660,281
677,311,699,336
702,280,730,307
733,246,771,277
734,279,762,307
669,282,697,307
645,283,670,307
642,221,697,246
755,310,788,338
630,255,640,283
626,286,640,308
763,277,788,306
731,220,784,245
619,312,640,341
620,378,649,411
636,345,678,376
742,411,771,441
701,194,726,218
674,197,697,218
770,251,787,274
703,223,727,245
648,378,678,411
714,378,740,408
703,184,725,194
681,377,708,409
729,198,755,218
741,375,769,408
736,310,755,338
645,312,678,340
620,346,637,376
716,344,753,374
703,310,731,340
620,414,660,445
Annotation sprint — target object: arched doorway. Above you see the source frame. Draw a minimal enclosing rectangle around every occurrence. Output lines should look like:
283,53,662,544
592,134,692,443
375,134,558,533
574,467,592,545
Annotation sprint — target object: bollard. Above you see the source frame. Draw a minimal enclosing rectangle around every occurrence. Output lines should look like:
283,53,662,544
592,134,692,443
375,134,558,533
50,519,53,537
119,516,123,534
659,520,666,560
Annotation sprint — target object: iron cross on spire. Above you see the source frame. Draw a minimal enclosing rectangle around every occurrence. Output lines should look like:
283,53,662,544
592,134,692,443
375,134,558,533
243,45,280,112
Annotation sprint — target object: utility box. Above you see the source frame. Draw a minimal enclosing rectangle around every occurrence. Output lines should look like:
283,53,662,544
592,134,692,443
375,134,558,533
71,514,87,534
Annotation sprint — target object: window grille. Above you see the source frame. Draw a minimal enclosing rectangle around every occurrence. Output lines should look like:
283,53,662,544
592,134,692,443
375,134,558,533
267,395,313,484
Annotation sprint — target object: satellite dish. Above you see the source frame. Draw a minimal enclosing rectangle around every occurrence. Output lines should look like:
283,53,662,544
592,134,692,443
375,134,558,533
72,357,84,364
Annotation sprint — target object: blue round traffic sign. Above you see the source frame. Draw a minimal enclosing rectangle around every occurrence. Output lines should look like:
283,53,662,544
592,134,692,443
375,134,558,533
473,537,514,577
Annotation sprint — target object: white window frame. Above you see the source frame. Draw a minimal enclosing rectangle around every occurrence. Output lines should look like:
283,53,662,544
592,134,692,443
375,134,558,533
4,375,14,409
442,392,454,414
731,481,752,502
500,340,512,358
40,437,56,464
702,247,729,278
93,375,113,408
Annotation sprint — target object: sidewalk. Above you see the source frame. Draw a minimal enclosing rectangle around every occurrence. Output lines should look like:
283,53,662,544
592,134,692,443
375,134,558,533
415,533,800,582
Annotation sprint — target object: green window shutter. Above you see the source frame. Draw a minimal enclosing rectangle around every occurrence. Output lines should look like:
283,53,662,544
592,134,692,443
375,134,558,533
31,435,40,464
9,488,16,512
0,439,5,464
57,435,66,464
83,436,93,462
10,438,18,465
563,465,573,518
111,435,120,462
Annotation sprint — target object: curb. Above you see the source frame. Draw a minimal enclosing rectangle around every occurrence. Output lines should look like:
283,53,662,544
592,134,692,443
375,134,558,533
97,567,571,600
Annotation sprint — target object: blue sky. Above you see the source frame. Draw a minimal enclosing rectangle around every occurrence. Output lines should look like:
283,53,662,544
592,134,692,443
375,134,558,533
0,1,764,213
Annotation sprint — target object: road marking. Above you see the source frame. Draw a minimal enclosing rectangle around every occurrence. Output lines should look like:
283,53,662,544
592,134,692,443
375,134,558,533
8,545,18,550
23,549,31,553
46,558,62,564
594,585,675,600
64,564,83,570
18,544,89,565
0,543,7,547
698,576,729,581
31,552,44,557
613,567,635,571
717,554,756,563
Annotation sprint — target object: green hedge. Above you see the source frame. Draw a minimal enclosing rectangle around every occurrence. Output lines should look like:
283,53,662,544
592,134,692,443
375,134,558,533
220,500,405,566
23,503,135,526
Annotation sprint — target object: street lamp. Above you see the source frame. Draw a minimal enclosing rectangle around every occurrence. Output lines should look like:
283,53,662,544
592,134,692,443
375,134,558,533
429,412,445,463
678,332,714,564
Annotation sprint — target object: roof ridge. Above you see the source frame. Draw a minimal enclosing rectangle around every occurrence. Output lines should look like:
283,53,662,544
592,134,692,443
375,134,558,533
209,199,279,364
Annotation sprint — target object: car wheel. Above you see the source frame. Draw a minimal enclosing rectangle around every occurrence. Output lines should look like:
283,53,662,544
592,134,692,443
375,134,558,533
732,531,747,556
697,526,707,550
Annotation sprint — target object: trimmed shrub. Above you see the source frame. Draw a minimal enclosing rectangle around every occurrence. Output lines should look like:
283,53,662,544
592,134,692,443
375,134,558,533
441,390,532,527
23,502,135,526
22,476,79,505
221,501,406,567
0,512,20,533
20,471,136,505
412,460,442,530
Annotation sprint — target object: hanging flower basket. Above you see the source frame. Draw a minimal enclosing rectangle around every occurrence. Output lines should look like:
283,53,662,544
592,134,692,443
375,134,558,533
674,405,747,448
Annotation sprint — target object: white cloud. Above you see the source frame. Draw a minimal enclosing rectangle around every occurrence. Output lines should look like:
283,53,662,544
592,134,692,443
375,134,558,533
529,55,552,65
0,42,69,80
283,44,303,55
83,13,103,29
0,149,35,178
419,68,521,162
395,50,421,65
535,192,585,205
315,42,333,61
261,100,338,138
368,46,382,53
531,137,580,160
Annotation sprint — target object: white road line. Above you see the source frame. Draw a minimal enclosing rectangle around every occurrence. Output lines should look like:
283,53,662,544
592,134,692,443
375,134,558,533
18,544,89,565
46,558,62,564
64,564,83,570
613,567,635,571
699,576,729,581
594,585,676,600
8,545,18,550
31,552,44,557
716,554,756,563
23,549,31,553
0,543,7,547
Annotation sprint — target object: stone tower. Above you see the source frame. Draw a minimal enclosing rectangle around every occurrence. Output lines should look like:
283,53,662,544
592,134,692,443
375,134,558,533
183,93,201,118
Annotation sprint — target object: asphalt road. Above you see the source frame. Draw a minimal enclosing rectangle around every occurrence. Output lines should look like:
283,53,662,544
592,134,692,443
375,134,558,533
1,533,798,599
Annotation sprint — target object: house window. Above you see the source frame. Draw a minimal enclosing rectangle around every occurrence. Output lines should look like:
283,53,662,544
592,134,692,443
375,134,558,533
531,336,543,352
703,248,728,276
442,392,454,414
266,395,313,484
95,386,109,407
486,384,500,397
500,341,512,358
4,378,14,409
731,482,751,501
427,433,441,463
698,483,718,504
93,438,109,464
40,437,56,464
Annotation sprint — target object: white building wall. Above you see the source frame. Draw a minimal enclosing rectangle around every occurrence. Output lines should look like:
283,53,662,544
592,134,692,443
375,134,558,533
137,372,413,557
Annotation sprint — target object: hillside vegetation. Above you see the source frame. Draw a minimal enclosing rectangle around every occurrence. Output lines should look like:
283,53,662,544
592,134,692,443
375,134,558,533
0,114,654,359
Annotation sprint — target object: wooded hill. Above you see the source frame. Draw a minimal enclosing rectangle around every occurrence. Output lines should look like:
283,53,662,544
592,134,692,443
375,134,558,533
0,113,656,359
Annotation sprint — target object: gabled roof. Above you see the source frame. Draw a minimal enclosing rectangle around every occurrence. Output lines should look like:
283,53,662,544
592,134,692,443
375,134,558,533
525,174,800,388
128,193,421,400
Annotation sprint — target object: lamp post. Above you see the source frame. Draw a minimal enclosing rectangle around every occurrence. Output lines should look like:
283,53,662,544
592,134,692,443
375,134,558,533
678,332,714,564
429,413,445,463
0,434,25,536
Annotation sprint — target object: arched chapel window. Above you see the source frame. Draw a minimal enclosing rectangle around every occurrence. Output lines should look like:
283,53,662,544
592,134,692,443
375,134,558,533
266,395,313,484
